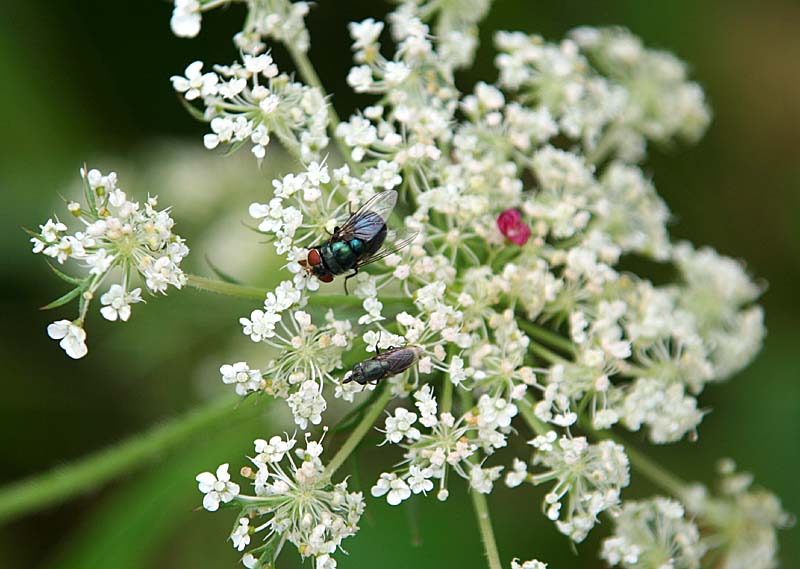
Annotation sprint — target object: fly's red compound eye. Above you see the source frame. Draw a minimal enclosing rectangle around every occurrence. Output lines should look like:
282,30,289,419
307,249,322,266
319,274,334,283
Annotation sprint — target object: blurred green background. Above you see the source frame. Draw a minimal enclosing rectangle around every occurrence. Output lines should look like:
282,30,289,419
1,1,798,567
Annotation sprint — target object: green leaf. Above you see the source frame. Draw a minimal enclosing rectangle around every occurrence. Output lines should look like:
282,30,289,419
47,263,86,286
40,403,263,569
178,95,208,122
226,136,250,156
204,255,243,285
40,286,84,310
81,163,99,215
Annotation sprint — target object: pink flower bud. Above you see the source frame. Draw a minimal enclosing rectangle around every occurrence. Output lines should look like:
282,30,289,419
497,209,531,246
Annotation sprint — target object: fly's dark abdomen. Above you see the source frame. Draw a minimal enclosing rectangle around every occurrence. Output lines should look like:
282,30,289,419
344,346,421,385
377,346,420,374
356,213,387,257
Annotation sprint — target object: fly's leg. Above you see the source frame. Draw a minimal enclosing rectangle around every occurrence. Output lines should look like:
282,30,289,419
343,267,358,295
327,226,341,244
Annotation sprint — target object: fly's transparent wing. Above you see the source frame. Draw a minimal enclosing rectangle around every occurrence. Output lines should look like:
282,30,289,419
336,190,398,241
357,228,418,267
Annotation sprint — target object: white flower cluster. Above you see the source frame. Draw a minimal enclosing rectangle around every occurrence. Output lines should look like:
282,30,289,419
195,433,364,569
172,53,328,162
682,459,793,569
509,433,630,542
157,1,787,567
601,497,705,568
31,167,188,358
234,306,355,428
171,0,310,55
496,26,711,163
392,0,494,69
372,385,515,504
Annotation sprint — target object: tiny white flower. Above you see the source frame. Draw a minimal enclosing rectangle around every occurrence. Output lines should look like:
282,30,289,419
511,559,548,569
384,408,421,443
371,473,411,505
47,320,88,359
196,463,240,512
231,517,251,551
170,0,201,38
99,285,143,322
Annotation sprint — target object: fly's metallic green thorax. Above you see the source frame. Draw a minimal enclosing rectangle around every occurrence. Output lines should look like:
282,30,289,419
344,346,421,385
298,190,415,293
313,237,369,276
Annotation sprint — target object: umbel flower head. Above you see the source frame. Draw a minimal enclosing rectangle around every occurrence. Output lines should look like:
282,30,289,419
30,0,790,568
158,0,785,562
682,459,793,569
601,497,705,569
195,432,364,569
31,167,188,358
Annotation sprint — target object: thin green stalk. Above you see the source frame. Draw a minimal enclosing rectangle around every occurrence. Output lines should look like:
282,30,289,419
470,490,503,569
458,388,503,569
0,394,241,524
286,45,358,172
323,388,393,479
528,342,566,364
187,273,413,308
518,396,549,437
440,375,454,415
186,273,270,301
517,319,575,355
616,437,687,498
440,345,457,414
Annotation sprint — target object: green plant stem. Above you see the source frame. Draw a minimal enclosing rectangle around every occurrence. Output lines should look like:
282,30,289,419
517,319,575,355
470,490,503,569
518,396,549,437
186,273,413,309
286,45,358,172
458,388,503,569
616,437,688,498
528,341,566,364
440,376,454,414
323,388,393,479
0,394,240,524
440,345,457,414
186,274,271,301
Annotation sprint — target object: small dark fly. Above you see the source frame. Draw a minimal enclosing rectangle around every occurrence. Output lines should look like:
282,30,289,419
299,189,415,294
344,345,422,385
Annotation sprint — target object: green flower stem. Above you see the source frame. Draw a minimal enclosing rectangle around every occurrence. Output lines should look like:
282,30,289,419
186,273,412,309
470,490,503,569
528,341,567,364
613,435,688,498
440,376,454,415
323,388,393,480
286,45,358,172
518,397,550,437
517,319,575,355
457,388,503,569
186,274,270,301
200,0,230,11
440,345,457,414
0,394,241,524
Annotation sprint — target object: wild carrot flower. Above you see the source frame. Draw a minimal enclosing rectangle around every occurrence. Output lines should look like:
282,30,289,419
31,1,789,568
